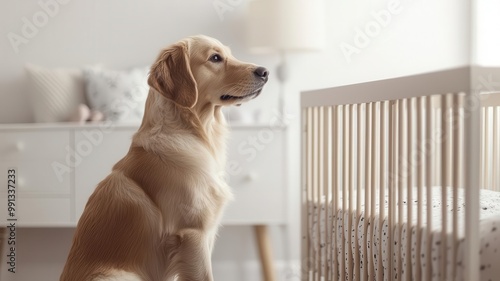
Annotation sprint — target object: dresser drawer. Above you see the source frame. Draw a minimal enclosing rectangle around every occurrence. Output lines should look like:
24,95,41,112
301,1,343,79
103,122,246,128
0,160,70,194
0,131,70,161
0,130,71,194
0,196,72,227
222,129,286,224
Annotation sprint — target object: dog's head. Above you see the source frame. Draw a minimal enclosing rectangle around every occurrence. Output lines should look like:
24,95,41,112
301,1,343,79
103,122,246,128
148,35,269,109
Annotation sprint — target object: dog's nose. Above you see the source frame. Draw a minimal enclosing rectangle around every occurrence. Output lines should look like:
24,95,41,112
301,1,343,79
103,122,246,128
254,67,269,80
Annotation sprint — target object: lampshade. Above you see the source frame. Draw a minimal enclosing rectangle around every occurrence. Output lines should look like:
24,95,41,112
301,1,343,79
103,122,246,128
246,0,326,53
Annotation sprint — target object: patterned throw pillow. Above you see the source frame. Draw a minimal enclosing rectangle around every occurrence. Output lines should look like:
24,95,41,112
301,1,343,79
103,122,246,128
25,64,86,123
83,66,149,123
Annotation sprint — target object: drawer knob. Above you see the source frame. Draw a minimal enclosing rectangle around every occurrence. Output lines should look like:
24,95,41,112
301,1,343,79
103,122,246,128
243,172,259,182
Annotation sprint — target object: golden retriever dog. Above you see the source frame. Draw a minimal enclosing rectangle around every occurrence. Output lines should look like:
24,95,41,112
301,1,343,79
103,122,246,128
60,35,269,281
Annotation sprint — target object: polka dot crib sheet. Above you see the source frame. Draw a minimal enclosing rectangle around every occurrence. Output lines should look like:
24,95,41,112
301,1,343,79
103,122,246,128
307,187,500,281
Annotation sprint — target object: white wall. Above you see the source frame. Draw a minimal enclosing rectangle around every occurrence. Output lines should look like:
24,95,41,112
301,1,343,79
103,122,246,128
473,0,500,66
0,0,469,280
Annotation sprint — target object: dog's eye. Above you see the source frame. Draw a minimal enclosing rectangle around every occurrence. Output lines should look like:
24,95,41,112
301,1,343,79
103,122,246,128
209,54,223,63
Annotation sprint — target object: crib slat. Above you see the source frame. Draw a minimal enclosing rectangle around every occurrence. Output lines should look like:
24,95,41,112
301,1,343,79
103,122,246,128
441,94,449,281
319,106,324,281
340,105,347,281
319,107,326,279
317,107,322,281
485,107,491,189
493,107,498,190
357,105,363,226
481,107,486,189
317,107,321,281
406,98,414,280
301,108,306,281
345,105,351,281
325,106,332,281
339,105,346,281
317,107,324,281
451,94,461,281
347,104,354,280
370,102,378,280
490,107,494,190
332,105,339,281
312,107,319,281
318,107,324,281
343,105,349,217
373,102,379,280
325,106,332,280
313,107,321,281
306,107,310,281
425,95,433,281
398,99,405,280
379,102,386,281
415,97,423,281
388,100,396,281
365,103,373,281
301,108,304,280
359,103,368,281
464,89,481,281
310,107,316,281
396,99,403,281
355,104,362,281
318,107,323,281
328,106,334,280
305,107,313,280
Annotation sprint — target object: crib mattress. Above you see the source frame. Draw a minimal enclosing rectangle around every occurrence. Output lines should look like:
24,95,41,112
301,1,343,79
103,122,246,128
308,187,500,281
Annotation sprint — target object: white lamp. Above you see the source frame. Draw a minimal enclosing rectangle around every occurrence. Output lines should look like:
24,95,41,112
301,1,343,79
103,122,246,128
246,0,326,115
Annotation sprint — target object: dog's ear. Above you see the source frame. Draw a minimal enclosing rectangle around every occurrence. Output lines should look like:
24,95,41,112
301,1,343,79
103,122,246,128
148,42,198,108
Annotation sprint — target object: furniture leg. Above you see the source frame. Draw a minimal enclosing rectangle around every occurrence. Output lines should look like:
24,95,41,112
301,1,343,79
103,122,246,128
254,225,276,281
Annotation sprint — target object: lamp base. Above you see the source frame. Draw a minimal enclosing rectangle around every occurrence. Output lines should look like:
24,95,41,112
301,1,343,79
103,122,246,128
277,51,288,117
277,59,289,83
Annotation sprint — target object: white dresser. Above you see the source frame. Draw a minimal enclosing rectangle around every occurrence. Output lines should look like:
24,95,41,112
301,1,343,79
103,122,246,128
0,122,287,280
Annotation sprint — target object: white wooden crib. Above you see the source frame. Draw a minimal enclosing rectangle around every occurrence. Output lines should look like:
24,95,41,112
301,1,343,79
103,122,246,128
301,67,500,281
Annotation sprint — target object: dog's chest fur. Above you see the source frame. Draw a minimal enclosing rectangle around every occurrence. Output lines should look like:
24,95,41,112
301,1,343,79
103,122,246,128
129,114,232,234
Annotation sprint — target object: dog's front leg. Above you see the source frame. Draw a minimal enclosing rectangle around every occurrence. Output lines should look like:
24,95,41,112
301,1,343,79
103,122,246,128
175,228,213,281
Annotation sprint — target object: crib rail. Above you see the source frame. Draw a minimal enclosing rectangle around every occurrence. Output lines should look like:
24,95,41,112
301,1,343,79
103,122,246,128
301,67,483,281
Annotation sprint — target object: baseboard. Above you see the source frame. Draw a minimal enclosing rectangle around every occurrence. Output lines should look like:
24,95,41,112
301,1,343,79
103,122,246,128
212,259,301,281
